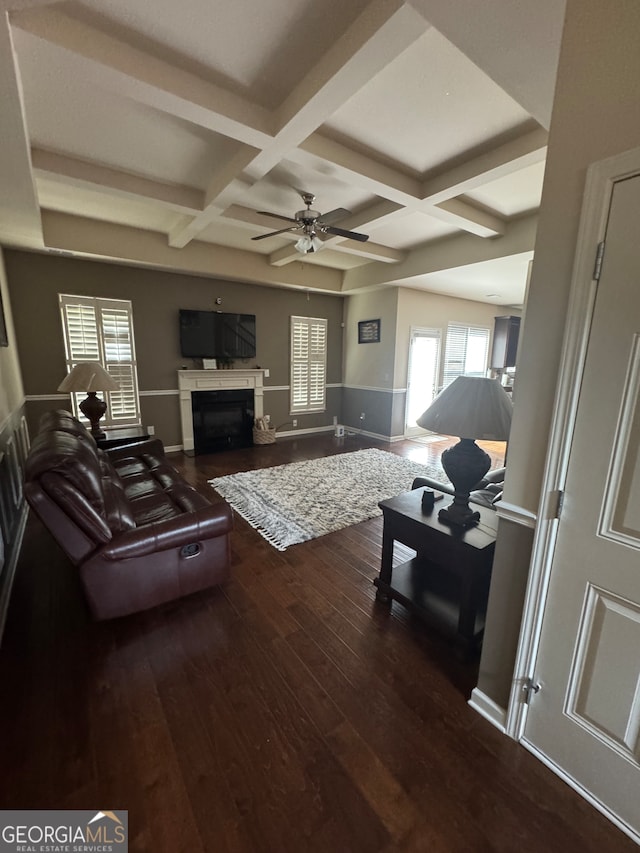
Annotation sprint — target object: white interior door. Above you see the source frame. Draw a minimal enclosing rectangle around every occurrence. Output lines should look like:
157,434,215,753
523,173,640,841
404,327,440,436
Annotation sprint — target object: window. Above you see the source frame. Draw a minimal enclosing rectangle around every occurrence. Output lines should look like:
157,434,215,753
442,323,490,388
290,316,327,414
59,294,140,426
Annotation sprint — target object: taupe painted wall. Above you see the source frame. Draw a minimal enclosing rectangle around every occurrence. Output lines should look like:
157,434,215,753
0,250,24,425
479,0,640,708
343,285,520,437
4,250,345,446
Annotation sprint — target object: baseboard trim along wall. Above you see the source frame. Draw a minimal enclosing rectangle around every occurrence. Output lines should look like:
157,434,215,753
468,688,507,732
521,739,640,847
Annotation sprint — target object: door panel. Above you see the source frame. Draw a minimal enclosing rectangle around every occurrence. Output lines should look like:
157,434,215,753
404,328,440,436
523,174,640,837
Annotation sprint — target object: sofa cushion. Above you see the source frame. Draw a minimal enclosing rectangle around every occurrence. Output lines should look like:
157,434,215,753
26,429,105,514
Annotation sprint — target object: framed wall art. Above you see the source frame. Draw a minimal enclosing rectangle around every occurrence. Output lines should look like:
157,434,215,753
358,319,381,344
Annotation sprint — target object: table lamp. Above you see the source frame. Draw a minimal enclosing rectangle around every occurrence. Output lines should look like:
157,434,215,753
57,362,120,439
416,376,512,528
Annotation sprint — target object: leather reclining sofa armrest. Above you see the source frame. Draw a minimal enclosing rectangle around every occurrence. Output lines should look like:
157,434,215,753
99,502,233,560
411,476,454,496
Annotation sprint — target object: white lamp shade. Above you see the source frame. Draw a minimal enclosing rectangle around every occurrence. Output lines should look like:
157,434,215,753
57,362,120,393
416,376,512,440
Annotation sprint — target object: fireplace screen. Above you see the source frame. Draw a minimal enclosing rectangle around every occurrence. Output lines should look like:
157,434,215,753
191,389,255,453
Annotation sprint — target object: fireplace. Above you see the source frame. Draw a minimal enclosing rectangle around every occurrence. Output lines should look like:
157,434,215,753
192,389,254,453
178,369,266,454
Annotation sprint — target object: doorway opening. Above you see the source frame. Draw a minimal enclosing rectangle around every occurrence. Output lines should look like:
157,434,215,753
405,327,441,437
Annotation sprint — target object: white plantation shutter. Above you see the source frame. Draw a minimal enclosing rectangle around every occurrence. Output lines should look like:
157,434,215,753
59,294,140,426
290,316,327,413
442,323,490,388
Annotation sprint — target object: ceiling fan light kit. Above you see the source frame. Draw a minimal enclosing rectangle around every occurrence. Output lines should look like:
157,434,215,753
295,234,323,254
252,191,369,253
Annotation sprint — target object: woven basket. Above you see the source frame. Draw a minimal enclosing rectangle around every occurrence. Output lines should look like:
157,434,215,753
253,427,276,445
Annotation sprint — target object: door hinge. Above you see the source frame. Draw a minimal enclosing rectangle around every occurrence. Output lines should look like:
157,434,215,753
522,678,541,705
593,241,605,281
550,489,564,519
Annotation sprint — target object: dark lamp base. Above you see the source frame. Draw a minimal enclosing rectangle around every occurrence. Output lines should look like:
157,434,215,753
79,391,108,440
439,503,481,528
440,438,491,529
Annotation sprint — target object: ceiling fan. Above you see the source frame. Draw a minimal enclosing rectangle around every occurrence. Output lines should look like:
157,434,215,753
251,191,369,254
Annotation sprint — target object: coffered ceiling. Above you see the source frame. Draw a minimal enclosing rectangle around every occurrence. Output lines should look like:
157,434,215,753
0,0,566,305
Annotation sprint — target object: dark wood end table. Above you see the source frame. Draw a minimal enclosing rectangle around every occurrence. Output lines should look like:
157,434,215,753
95,426,151,450
374,488,498,657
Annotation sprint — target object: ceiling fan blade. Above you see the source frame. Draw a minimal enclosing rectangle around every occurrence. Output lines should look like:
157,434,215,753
323,225,369,242
319,207,351,224
251,226,300,241
255,210,299,224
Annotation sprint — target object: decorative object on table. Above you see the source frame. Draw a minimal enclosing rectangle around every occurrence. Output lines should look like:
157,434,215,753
416,376,512,528
210,448,447,551
57,362,120,439
253,415,276,445
421,489,436,512
358,318,381,343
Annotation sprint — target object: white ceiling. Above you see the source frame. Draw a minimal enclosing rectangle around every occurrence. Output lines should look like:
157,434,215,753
0,0,567,306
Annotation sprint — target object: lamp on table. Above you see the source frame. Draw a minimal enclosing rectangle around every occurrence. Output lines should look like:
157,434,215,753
416,376,512,528
57,362,120,439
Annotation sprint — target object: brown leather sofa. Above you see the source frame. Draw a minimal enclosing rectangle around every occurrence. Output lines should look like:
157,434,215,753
24,410,232,620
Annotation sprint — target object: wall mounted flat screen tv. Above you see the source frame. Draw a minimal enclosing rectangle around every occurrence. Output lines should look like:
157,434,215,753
179,310,256,359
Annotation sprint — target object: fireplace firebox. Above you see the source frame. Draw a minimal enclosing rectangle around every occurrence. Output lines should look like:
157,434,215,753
191,389,254,454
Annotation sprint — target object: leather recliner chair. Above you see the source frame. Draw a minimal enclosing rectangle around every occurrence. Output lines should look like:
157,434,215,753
24,411,233,619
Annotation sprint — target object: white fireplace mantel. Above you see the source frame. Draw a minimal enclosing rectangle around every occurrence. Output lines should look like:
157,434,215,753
178,369,265,452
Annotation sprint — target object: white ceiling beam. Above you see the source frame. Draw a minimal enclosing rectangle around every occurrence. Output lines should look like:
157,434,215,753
253,0,429,176
295,126,547,237
342,211,537,292
42,210,344,293
294,135,506,237
421,126,548,203
330,240,406,263
173,0,429,248
268,236,405,267
169,146,259,247
31,148,205,214
296,133,423,203
10,7,274,147
0,14,41,247
432,198,506,237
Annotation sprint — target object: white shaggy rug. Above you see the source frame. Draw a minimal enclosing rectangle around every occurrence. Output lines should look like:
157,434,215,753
209,448,446,551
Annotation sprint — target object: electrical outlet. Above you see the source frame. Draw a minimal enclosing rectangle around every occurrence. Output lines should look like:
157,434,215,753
292,419,298,427
147,425,155,435
360,412,365,421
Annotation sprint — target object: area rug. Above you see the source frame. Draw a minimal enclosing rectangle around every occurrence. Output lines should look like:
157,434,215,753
209,448,447,551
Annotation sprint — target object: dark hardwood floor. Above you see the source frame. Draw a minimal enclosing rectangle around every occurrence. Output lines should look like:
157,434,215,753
0,433,634,852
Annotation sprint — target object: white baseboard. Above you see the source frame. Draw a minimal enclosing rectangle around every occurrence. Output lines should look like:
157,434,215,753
0,504,29,646
276,425,334,438
521,739,640,846
468,688,507,732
